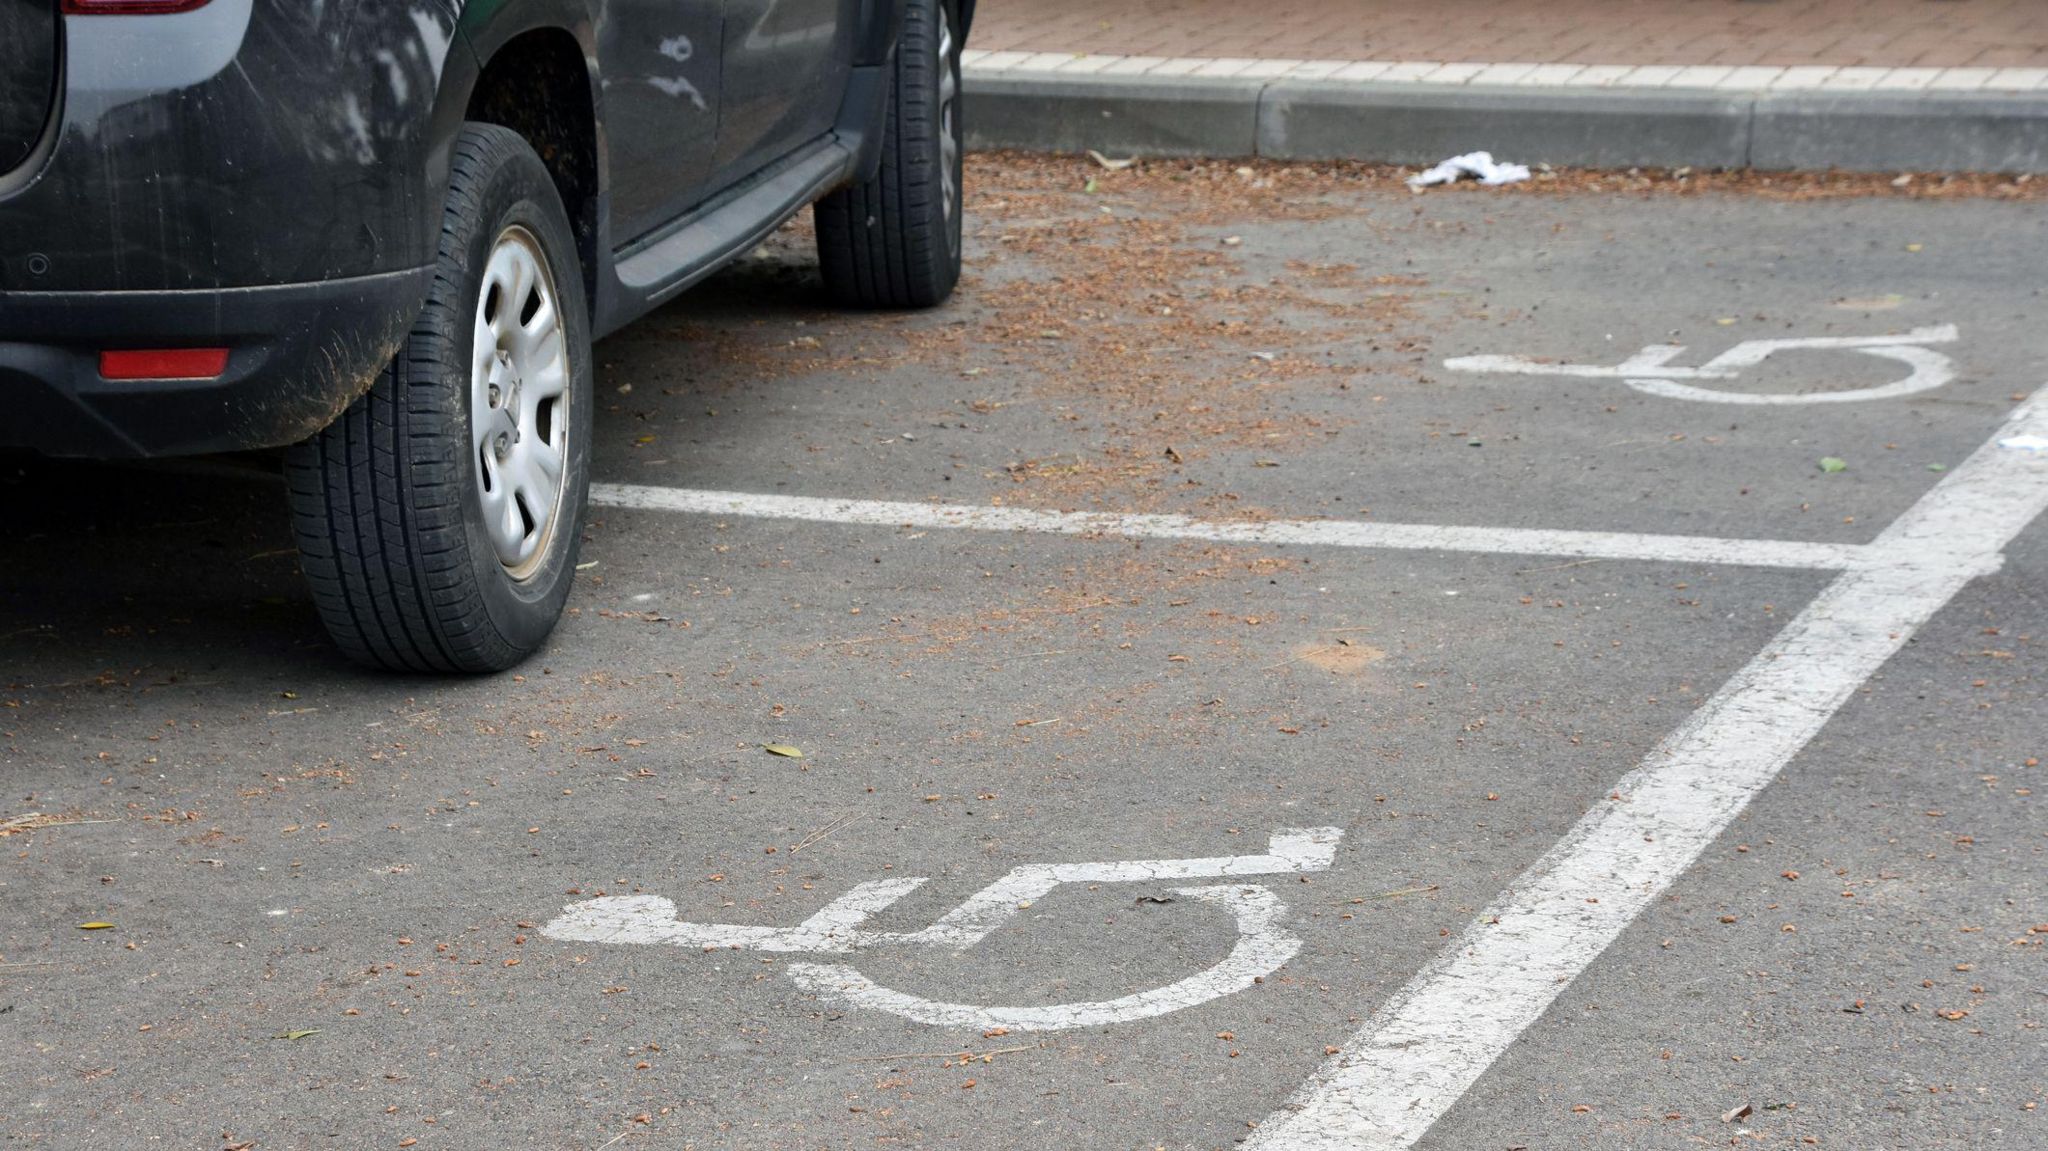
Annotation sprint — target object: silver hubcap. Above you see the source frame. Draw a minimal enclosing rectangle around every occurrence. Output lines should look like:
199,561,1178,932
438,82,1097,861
470,226,570,581
938,5,959,230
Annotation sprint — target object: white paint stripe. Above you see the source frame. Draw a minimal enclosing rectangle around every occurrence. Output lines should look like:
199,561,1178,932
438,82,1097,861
1245,390,2048,1149
1695,325,1959,370
542,829,1341,954
1627,344,1951,405
963,55,1963,92
788,884,1301,1031
540,880,932,954
884,827,1341,949
796,878,935,942
589,484,1870,571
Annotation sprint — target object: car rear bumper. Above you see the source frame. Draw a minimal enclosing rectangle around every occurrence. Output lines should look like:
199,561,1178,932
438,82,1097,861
0,266,432,458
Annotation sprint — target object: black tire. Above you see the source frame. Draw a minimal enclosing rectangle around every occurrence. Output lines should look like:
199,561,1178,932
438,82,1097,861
284,124,593,673
814,0,963,308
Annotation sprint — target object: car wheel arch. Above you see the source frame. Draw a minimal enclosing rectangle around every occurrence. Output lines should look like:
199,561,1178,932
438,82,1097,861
421,5,607,314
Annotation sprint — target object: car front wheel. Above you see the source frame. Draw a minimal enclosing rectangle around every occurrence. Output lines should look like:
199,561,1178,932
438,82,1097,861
285,123,593,673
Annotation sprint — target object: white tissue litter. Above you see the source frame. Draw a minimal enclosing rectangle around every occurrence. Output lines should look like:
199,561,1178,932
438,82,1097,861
1407,151,1531,190
1998,434,2048,452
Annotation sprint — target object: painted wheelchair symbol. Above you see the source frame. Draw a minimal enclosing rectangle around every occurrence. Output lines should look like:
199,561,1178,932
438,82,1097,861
541,827,1343,1031
1444,323,1957,405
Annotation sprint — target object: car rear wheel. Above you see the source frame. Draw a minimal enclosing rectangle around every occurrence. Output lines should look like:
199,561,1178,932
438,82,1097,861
284,124,593,673
813,0,963,308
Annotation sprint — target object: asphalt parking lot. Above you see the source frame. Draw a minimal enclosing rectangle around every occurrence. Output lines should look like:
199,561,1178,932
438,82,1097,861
4,157,2045,1150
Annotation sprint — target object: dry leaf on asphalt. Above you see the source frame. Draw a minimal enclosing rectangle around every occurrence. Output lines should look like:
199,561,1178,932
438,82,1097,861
763,744,804,759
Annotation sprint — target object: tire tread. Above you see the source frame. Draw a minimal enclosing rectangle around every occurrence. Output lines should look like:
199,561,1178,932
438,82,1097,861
815,0,960,308
286,124,583,673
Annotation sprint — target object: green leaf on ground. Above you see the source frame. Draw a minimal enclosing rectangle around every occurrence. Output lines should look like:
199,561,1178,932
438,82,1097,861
1818,457,1848,473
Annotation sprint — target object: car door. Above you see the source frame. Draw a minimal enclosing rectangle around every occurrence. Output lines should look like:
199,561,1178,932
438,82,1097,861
599,0,726,244
708,0,857,187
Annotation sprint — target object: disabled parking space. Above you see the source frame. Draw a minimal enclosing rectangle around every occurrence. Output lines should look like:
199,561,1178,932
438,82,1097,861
0,517,1824,1147
4,158,2045,1148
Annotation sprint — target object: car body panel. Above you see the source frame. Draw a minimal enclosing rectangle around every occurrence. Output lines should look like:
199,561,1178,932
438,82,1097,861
0,0,59,175
0,0,932,458
1,0,464,293
709,0,855,189
590,0,724,243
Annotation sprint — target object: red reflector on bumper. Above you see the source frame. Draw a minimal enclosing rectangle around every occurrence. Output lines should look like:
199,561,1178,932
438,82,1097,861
99,348,231,380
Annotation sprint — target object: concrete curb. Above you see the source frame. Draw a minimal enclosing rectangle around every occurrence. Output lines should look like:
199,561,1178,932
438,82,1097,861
965,74,1264,158
964,72,2048,173
1258,83,1753,168
1750,91,2048,172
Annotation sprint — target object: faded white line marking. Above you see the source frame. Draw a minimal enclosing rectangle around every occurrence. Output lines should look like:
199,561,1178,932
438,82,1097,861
789,885,1300,1031
589,484,1868,571
1446,324,1958,404
1246,389,2048,1149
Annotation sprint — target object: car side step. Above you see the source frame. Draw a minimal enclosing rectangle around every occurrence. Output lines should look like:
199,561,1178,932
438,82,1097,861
600,138,856,335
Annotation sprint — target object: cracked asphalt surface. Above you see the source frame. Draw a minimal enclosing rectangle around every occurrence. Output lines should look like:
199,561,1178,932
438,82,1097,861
3,156,2044,1149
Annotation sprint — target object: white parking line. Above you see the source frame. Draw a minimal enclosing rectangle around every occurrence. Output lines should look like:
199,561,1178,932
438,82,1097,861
589,484,1869,571
1244,389,2048,1148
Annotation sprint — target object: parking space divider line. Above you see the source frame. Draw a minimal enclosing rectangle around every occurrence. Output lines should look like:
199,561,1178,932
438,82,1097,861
588,484,1870,570
1243,390,2048,1148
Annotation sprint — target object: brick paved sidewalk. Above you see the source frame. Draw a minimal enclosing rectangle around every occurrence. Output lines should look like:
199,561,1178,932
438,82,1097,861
971,0,2048,70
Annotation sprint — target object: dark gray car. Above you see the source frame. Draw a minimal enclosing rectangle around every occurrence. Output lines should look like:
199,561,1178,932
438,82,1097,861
0,0,969,670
